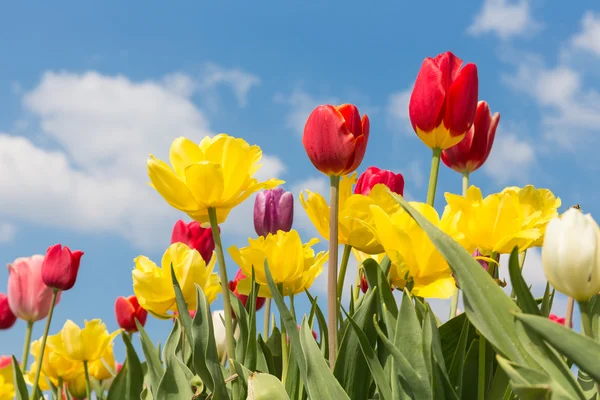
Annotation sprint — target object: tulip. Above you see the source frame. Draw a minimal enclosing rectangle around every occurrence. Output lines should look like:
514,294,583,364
66,373,87,399
409,51,478,150
542,209,600,302
0,294,16,330
354,167,405,196
88,345,116,380
171,220,216,263
0,356,14,400
52,320,120,363
212,310,240,360
41,244,84,291
254,188,294,237
359,274,368,294
229,270,266,312
441,101,499,174
302,104,369,176
29,334,83,383
549,314,572,327
7,255,60,322
114,295,148,332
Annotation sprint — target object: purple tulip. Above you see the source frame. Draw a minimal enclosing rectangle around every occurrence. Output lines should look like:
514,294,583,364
473,249,489,271
254,188,294,236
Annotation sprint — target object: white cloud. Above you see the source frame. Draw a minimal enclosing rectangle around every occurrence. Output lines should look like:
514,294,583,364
386,87,413,134
572,11,600,57
484,133,535,184
0,68,279,250
0,223,16,243
198,63,261,107
274,89,338,136
400,160,425,189
468,0,540,40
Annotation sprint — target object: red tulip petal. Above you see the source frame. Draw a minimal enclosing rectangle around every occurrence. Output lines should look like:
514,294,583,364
444,63,478,137
336,104,363,137
409,58,447,132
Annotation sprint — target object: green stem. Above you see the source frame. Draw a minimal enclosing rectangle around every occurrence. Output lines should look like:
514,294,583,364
478,336,486,400
353,267,362,303
208,207,236,366
336,244,352,325
263,298,271,339
462,171,469,196
21,321,34,371
449,172,470,319
83,360,92,400
565,297,575,329
327,174,341,370
179,314,186,362
510,250,528,298
56,377,63,400
30,289,59,400
578,301,594,338
280,285,289,385
290,293,296,322
426,148,442,207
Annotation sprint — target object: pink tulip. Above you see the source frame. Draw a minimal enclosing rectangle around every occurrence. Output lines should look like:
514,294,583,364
7,255,61,322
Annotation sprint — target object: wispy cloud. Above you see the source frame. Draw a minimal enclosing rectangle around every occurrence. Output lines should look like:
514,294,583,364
468,0,541,40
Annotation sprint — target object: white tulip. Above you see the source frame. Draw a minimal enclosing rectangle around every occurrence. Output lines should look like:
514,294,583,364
542,208,600,301
212,309,240,360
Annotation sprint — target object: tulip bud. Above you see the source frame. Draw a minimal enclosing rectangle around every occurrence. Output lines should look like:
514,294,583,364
409,51,478,150
359,274,369,294
441,101,499,174
542,209,600,302
41,244,84,291
0,294,16,330
247,372,289,400
114,295,148,332
212,309,240,361
354,167,405,196
302,104,369,176
171,220,216,263
229,270,266,314
254,188,294,237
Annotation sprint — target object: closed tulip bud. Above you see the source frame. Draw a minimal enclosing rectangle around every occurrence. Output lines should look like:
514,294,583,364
542,209,600,302
409,51,478,150
171,220,216,263
212,310,240,360
0,294,16,330
354,167,405,196
41,244,84,291
114,295,148,332
247,372,289,400
254,188,294,237
8,255,61,322
360,274,369,294
229,270,266,313
441,101,499,173
302,104,370,176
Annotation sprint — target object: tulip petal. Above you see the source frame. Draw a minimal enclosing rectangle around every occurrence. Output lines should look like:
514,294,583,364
169,137,203,179
444,62,478,137
184,162,225,206
409,57,447,133
412,275,456,299
148,156,198,210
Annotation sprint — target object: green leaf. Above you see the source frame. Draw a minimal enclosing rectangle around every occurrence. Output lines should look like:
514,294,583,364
245,268,259,371
264,260,350,399
305,290,328,359
363,258,398,319
487,366,511,400
11,356,28,400
247,371,291,400
590,293,600,342
230,291,250,365
447,315,471,397
577,369,598,399
232,360,251,393
540,283,552,317
135,320,164,394
341,306,394,400
256,334,275,374
156,319,195,399
507,248,541,316
141,386,154,400
107,332,144,400
496,356,559,400
265,328,283,378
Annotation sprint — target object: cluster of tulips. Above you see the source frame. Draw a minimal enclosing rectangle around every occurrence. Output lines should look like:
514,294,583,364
2,50,600,399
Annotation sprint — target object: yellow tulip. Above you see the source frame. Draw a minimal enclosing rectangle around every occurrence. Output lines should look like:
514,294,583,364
369,202,457,298
0,359,13,400
229,230,328,297
133,242,221,318
300,174,399,254
66,373,88,398
29,334,83,382
148,134,284,225
53,319,120,362
88,344,117,381
24,370,52,392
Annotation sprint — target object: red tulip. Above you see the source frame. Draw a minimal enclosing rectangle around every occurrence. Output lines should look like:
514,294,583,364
302,104,369,176
441,101,499,174
229,270,266,313
0,293,16,329
41,244,84,291
115,295,148,332
0,356,11,369
359,274,369,294
409,51,478,150
354,167,404,196
549,314,572,328
171,220,216,263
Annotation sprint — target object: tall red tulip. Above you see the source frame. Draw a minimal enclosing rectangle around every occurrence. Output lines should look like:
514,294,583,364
115,295,148,332
409,51,478,150
171,220,216,263
0,294,16,329
441,101,499,174
354,167,405,196
41,245,84,291
302,104,369,176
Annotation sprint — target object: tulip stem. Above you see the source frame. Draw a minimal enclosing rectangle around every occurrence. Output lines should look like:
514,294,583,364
462,171,469,196
29,288,59,400
478,335,486,400
565,297,575,329
208,207,237,367
21,321,34,371
336,244,352,312
56,377,63,400
279,285,289,385
578,301,594,338
449,172,470,319
263,298,271,338
426,148,442,207
83,360,92,400
327,175,341,370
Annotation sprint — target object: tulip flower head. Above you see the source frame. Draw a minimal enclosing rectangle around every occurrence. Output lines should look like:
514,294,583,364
354,167,405,197
302,104,369,176
542,209,600,302
0,356,14,400
441,101,499,174
87,344,117,380
53,319,120,362
133,242,221,318
7,255,61,322
254,188,294,237
29,334,83,383
171,220,216,263
114,295,148,332
148,134,283,225
229,230,328,297
212,309,240,360
229,269,266,311
66,373,87,399
0,294,16,330
409,51,478,150
549,314,571,327
359,273,369,294
41,244,84,291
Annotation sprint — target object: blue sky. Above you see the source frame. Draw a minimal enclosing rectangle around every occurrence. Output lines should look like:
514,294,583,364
0,0,599,361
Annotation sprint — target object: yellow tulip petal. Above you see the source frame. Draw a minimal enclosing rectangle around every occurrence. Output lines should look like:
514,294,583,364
169,137,204,178
412,275,456,299
184,162,224,206
148,156,198,211
60,320,85,361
